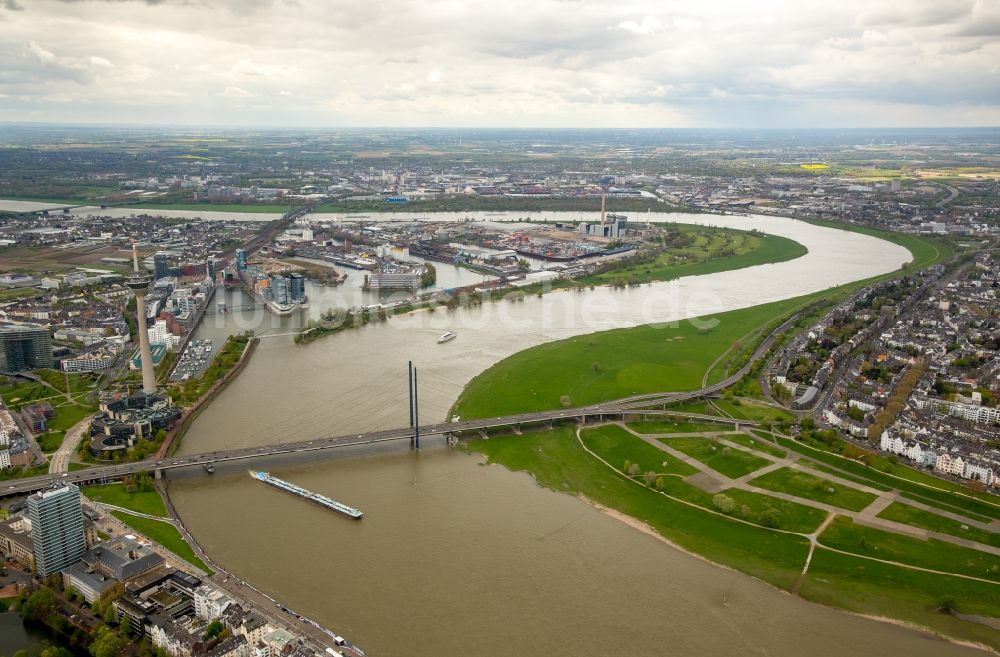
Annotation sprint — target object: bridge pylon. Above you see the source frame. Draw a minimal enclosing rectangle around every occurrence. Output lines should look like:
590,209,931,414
408,361,420,450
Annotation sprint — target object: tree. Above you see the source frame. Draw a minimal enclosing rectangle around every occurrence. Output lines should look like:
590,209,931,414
758,508,781,528
41,646,73,657
89,625,126,657
623,459,631,474
20,587,56,622
559,395,572,408
712,494,735,513
627,463,641,476
420,263,437,288
643,471,657,487
202,620,224,640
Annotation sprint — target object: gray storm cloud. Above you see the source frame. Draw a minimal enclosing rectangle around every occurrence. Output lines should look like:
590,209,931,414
0,0,997,127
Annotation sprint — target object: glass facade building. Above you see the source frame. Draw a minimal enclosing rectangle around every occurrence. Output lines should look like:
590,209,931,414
27,484,86,577
0,325,53,372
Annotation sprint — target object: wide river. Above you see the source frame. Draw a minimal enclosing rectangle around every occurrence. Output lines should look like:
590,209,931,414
168,213,984,656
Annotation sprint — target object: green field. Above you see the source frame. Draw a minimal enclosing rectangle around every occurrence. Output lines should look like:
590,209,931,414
721,487,829,533
877,502,1000,549
110,512,210,574
453,296,825,420
471,428,812,590
803,462,894,492
774,437,1000,520
801,549,1000,650
749,467,879,512
625,420,733,434
580,425,697,477
711,398,794,423
577,230,807,287
724,432,786,459
818,516,1000,583
901,493,993,525
36,433,63,453
82,484,168,517
661,436,773,479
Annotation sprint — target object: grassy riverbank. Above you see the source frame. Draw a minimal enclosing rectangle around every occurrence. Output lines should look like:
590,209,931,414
470,426,813,590
80,482,211,574
451,295,825,419
80,483,167,516
467,425,1000,650
108,512,211,574
577,229,806,287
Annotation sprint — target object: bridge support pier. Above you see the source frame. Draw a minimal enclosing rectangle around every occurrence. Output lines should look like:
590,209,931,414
154,468,163,481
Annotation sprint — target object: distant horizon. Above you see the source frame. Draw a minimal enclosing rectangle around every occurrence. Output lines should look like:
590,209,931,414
1,121,999,133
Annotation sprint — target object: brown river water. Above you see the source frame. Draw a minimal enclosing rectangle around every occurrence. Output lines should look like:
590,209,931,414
165,213,988,656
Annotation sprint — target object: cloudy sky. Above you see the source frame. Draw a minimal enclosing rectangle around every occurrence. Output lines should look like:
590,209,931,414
1,0,998,128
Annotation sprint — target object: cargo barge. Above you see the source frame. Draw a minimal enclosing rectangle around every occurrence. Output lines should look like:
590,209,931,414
249,470,363,519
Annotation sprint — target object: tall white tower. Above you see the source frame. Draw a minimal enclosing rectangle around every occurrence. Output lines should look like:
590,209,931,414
126,244,157,395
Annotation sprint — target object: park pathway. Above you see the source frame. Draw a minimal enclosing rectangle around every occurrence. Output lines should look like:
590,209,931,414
615,422,1000,557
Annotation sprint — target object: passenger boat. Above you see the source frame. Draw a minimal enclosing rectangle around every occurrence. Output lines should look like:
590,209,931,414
437,331,457,343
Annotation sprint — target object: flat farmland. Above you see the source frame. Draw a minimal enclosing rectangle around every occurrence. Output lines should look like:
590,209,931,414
0,244,143,272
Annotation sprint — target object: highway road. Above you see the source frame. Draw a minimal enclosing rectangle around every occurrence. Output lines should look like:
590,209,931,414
1,404,756,498
48,414,94,474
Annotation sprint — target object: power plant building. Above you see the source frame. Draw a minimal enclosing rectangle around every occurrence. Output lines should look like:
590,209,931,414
579,213,628,239
0,324,54,372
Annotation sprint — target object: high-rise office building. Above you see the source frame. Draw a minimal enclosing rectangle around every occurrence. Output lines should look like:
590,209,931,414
271,274,289,305
288,273,305,302
27,483,86,576
153,253,170,280
236,249,247,273
0,325,53,372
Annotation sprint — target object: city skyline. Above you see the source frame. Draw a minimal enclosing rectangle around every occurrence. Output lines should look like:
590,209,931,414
1,0,998,128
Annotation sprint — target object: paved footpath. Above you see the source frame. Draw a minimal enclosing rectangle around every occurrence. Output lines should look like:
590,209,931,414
616,422,1000,557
